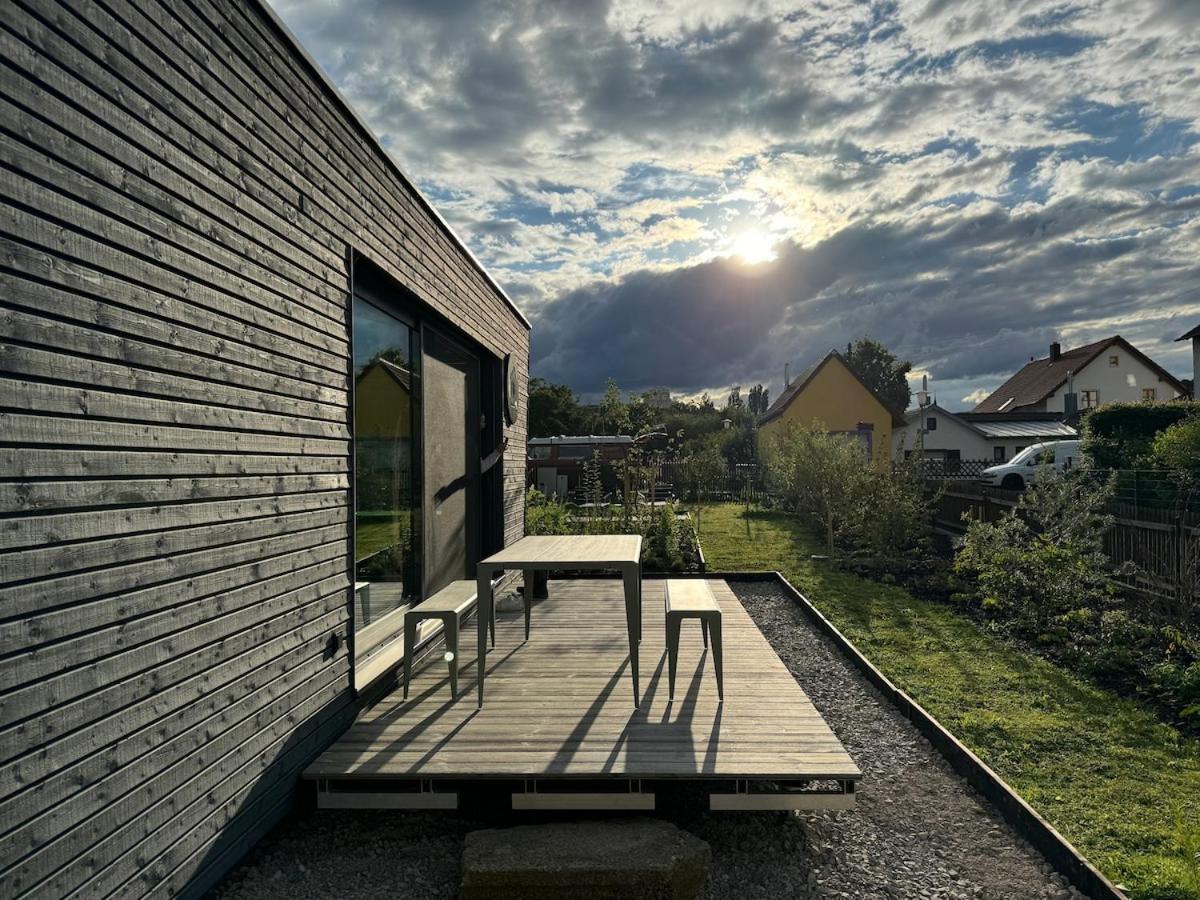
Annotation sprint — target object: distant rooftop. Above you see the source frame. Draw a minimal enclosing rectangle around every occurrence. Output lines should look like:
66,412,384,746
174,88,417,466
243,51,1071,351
528,435,634,445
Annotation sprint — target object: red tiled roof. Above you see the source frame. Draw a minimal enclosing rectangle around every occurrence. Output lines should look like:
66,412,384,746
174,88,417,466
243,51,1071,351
972,336,1186,413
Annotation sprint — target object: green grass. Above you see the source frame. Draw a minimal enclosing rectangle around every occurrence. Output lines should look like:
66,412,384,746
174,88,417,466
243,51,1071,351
693,503,1200,900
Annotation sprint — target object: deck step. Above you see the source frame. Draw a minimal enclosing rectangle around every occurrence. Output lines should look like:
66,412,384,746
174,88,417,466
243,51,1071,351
459,819,709,900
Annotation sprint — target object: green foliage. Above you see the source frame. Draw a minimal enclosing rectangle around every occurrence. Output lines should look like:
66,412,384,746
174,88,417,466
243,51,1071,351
642,502,687,571
1148,417,1200,470
748,383,770,415
677,444,729,501
955,470,1118,634
525,487,571,535
1080,401,1195,469
696,502,1200,900
597,378,631,435
843,336,912,414
528,377,587,438
762,422,932,565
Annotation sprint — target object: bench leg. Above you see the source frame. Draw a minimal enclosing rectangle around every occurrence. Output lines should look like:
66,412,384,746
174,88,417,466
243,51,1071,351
522,569,534,641
444,615,458,700
402,614,419,700
623,566,640,706
709,615,723,703
666,613,681,701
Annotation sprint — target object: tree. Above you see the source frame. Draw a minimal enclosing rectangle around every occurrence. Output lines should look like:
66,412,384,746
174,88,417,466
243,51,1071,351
844,337,912,413
597,378,631,435
527,377,585,437
725,385,743,411
748,383,770,416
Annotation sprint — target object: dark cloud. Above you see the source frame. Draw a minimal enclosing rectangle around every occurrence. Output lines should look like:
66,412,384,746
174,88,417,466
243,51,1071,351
533,193,1200,403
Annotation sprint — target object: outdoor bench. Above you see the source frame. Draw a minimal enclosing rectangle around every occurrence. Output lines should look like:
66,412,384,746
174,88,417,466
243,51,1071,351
665,579,724,702
403,580,494,700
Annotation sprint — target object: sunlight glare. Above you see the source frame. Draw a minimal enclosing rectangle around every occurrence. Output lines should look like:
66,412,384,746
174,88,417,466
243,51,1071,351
730,228,778,264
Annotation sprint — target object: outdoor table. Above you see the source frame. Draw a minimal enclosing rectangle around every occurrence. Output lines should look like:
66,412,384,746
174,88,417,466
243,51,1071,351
476,535,643,708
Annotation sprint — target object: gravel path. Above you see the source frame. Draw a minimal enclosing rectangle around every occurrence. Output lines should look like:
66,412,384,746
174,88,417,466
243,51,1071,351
211,581,1081,900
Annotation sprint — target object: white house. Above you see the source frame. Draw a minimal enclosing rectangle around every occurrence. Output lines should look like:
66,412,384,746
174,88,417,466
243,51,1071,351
973,336,1187,414
893,403,1077,464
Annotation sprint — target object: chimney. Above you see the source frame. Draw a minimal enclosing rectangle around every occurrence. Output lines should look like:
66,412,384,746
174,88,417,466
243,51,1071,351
784,362,790,388
1049,342,1061,361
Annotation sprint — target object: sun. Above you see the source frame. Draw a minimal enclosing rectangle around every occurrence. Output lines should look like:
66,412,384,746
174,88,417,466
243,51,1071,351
730,228,778,264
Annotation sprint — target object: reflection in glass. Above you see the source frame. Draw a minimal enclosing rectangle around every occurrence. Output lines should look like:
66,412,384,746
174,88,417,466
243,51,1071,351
353,296,420,631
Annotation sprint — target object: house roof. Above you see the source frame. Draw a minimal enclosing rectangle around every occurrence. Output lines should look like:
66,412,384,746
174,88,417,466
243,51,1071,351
357,357,414,391
760,350,906,427
902,403,1076,440
1176,323,1200,341
972,335,1187,413
528,435,634,445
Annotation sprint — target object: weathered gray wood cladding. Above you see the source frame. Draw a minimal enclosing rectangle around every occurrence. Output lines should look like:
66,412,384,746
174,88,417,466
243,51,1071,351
0,0,530,895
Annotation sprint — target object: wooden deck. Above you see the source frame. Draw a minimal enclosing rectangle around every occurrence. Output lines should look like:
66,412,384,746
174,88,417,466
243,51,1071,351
306,579,860,808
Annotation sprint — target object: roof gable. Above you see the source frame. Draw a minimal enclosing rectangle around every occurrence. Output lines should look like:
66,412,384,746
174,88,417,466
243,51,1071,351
760,350,905,426
972,336,1186,413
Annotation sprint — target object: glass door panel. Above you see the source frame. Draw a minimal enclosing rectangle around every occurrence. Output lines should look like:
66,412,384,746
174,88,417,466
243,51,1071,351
352,295,421,631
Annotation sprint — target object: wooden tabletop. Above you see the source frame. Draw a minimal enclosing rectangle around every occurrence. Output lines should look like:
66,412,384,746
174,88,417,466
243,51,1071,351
480,534,642,568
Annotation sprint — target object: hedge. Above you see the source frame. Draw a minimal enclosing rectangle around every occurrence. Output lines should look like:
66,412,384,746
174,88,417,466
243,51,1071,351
1080,401,1196,468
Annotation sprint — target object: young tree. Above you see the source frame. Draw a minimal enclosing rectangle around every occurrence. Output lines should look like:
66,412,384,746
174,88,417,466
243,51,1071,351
725,385,744,410
597,378,631,435
748,383,770,416
844,337,912,413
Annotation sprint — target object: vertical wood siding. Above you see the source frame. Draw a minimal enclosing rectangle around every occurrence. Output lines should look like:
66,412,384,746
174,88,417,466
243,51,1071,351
0,0,529,896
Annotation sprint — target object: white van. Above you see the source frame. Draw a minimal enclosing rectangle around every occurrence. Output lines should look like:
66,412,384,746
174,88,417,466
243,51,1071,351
979,440,1081,490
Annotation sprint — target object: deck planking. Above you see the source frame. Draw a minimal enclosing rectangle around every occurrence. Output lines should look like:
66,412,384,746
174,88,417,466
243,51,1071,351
306,579,861,782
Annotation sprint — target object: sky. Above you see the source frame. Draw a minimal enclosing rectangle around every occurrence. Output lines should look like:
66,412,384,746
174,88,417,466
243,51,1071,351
272,0,1200,411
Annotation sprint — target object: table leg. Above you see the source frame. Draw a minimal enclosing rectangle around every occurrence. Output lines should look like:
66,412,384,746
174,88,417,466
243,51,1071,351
477,567,496,708
623,565,640,706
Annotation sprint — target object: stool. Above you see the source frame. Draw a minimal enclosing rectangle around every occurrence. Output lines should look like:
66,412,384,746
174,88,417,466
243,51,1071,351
664,579,723,702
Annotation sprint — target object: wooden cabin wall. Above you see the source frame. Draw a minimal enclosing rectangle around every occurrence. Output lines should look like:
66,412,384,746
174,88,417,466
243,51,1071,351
0,0,529,896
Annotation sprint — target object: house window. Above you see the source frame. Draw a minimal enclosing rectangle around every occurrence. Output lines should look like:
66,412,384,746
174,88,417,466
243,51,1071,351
1142,388,1156,401
1109,355,1119,367
1014,445,1026,455
557,444,592,459
1080,389,1100,409
529,445,552,460
926,417,937,431
993,446,1006,462
353,294,422,630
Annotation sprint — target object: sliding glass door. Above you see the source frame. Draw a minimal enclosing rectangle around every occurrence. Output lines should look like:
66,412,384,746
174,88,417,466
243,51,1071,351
352,294,421,632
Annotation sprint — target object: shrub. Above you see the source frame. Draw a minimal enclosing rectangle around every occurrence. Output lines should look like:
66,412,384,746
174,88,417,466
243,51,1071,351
643,502,686,571
954,469,1119,635
525,487,570,535
1147,416,1200,471
761,422,874,555
1080,401,1195,469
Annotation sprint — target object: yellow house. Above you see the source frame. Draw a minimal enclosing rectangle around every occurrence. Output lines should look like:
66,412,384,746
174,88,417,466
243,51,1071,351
758,350,902,471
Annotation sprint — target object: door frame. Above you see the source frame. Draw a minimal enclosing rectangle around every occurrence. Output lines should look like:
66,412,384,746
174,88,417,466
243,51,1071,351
419,322,482,598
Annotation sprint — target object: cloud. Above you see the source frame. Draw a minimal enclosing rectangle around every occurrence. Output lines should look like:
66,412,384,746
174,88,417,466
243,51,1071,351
272,0,1200,407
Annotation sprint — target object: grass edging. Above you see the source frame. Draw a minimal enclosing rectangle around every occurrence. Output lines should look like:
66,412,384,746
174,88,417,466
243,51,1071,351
706,569,1126,900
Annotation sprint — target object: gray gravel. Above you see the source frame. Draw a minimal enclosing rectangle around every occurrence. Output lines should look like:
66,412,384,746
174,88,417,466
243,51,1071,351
210,581,1081,900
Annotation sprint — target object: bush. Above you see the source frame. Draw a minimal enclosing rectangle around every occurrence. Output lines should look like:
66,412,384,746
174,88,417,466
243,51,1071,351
525,487,570,535
762,422,932,568
1080,401,1195,469
954,469,1119,636
1147,416,1200,470
761,422,874,555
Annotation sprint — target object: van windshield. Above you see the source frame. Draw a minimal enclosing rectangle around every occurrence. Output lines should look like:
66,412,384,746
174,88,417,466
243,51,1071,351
1009,445,1043,465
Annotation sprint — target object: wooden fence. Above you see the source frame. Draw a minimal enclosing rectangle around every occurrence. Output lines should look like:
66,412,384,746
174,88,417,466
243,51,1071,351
930,477,1199,603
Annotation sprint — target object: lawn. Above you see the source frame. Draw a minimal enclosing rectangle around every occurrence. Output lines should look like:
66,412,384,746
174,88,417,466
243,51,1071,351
693,502,1200,900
